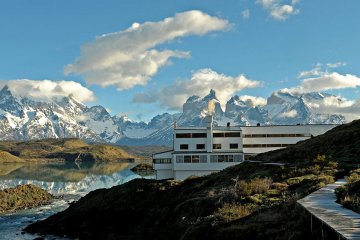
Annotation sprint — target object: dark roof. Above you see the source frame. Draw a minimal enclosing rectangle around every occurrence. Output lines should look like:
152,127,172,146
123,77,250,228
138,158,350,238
172,151,243,154
152,150,174,157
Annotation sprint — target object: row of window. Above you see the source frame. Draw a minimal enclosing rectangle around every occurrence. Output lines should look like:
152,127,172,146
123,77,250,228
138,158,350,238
153,158,172,164
243,133,311,138
243,143,294,148
175,154,243,163
176,132,311,139
176,132,241,139
176,155,208,163
210,155,243,163
176,133,207,138
179,143,239,150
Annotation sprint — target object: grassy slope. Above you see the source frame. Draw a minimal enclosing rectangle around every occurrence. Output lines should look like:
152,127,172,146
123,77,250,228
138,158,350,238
0,138,136,162
0,150,25,163
0,184,53,214
253,120,360,166
24,120,360,239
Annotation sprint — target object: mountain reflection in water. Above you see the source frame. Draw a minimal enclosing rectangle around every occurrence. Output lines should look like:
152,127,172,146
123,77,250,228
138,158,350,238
0,161,143,195
0,161,148,239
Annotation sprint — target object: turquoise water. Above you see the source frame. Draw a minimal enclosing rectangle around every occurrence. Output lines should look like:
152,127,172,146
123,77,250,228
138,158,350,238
0,162,146,239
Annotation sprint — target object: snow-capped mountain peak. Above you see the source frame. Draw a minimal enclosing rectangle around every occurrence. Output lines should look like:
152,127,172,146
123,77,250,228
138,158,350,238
0,86,346,146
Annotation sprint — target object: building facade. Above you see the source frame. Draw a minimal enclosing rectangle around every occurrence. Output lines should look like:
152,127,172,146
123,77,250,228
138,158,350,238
153,121,338,180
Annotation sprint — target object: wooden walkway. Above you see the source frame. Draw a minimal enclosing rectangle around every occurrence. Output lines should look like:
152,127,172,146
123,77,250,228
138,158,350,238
298,180,360,240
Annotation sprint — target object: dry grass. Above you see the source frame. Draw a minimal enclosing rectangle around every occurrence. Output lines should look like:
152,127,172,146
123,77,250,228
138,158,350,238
215,203,254,222
0,150,25,163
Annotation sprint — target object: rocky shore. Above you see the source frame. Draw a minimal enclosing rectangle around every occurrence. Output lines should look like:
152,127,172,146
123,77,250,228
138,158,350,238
0,184,53,214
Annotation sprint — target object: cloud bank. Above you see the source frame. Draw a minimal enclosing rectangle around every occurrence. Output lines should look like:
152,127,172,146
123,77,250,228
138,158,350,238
65,10,230,90
0,79,96,103
133,68,262,110
287,72,360,93
238,95,267,107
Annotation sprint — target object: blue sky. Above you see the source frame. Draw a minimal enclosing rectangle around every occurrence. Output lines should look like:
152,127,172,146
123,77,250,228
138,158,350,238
1,0,360,121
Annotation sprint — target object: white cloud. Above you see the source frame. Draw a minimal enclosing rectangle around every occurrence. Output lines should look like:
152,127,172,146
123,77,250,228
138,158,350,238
0,79,95,103
238,95,267,107
257,0,300,20
298,64,322,78
65,10,230,90
242,9,250,19
327,62,347,68
133,68,262,110
298,62,347,78
307,96,360,121
289,72,360,93
280,109,298,118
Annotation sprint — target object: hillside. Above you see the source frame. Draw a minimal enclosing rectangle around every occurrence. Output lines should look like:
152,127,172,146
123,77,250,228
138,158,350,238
253,119,360,166
24,120,360,239
0,138,137,163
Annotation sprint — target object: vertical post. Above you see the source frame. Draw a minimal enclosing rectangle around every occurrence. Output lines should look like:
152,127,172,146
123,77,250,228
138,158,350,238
321,222,324,240
310,215,313,233
207,115,213,153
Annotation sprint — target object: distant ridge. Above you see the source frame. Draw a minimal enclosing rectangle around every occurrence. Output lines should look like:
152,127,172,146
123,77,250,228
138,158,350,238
0,86,346,145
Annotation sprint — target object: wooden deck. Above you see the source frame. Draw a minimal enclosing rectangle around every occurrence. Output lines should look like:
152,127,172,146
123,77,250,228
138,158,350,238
298,180,360,240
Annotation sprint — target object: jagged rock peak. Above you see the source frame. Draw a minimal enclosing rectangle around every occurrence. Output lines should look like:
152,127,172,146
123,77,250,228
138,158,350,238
203,89,218,101
0,85,11,94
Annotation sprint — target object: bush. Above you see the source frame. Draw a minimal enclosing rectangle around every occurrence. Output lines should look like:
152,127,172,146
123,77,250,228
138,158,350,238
234,177,273,196
271,182,289,190
215,203,253,222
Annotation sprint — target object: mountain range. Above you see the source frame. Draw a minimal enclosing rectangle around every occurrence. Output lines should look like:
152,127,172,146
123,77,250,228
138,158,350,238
0,86,346,146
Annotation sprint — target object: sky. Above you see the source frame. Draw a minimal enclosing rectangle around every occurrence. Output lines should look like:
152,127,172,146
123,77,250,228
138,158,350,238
0,0,360,122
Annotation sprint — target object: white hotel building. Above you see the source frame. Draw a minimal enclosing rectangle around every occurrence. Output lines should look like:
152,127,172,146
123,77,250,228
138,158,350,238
153,119,337,180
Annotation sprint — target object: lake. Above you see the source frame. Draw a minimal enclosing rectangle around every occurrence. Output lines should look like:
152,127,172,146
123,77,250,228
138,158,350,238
0,161,148,239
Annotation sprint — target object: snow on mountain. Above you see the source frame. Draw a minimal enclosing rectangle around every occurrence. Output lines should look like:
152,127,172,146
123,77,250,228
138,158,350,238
0,86,347,146
225,95,268,126
0,169,139,195
264,91,345,125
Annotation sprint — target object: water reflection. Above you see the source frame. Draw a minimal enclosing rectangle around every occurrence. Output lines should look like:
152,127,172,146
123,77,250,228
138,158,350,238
0,161,152,239
0,161,131,181
0,161,143,195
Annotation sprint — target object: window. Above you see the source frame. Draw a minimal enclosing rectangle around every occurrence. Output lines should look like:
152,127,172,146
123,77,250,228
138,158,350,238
218,155,225,162
213,132,225,138
200,155,207,163
153,159,172,164
196,144,205,150
192,155,200,163
234,154,243,162
230,143,238,149
210,155,217,163
176,133,191,138
213,144,222,149
176,155,184,163
225,132,241,137
180,144,188,150
184,155,191,163
192,133,207,138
